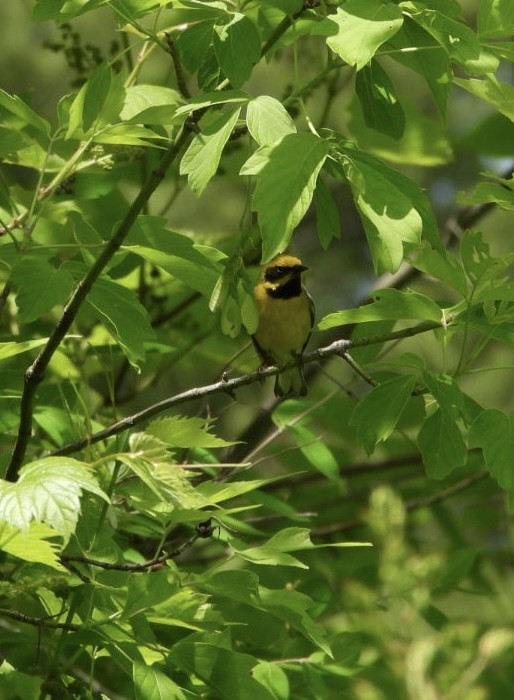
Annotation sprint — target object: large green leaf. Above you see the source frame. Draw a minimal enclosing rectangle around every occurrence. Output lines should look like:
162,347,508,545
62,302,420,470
417,409,467,479
171,641,273,700
453,76,514,122
350,375,417,454
405,1,499,74
469,409,514,492
10,257,74,324
313,176,341,249
84,274,156,368
246,95,296,147
0,338,49,362
0,522,66,571
147,416,235,449
133,661,193,700
478,0,514,38
124,216,221,296
180,107,241,195
121,85,184,124
249,132,329,261
355,60,405,139
318,289,442,330
317,0,403,70
0,89,50,136
213,13,261,87
0,457,108,544
326,137,441,271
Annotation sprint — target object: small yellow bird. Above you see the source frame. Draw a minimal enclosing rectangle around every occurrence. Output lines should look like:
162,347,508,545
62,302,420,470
252,254,314,397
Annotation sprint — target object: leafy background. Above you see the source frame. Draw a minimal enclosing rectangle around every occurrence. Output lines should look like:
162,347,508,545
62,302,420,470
1,1,514,698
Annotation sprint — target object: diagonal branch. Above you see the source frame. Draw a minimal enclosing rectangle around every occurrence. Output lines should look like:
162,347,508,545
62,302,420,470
5,127,192,482
49,319,445,457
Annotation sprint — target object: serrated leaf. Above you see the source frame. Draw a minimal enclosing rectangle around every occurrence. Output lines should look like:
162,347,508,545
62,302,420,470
213,13,261,87
469,409,514,491
0,457,108,544
180,107,241,195
84,275,155,368
250,132,329,262
417,409,467,479
133,661,191,700
350,375,417,454
0,522,66,571
355,60,405,139
317,1,403,70
10,257,75,323
318,289,442,330
246,95,296,146
0,89,50,136
147,416,235,449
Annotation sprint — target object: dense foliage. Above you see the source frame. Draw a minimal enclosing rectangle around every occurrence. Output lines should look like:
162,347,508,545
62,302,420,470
1,1,514,698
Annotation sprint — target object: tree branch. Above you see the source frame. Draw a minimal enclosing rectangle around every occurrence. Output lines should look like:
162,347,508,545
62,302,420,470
49,319,445,457
5,127,192,482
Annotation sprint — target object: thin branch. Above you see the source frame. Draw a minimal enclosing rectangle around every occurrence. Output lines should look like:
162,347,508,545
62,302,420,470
60,518,214,573
49,320,445,457
5,127,192,482
0,609,80,632
261,1,320,57
165,32,191,99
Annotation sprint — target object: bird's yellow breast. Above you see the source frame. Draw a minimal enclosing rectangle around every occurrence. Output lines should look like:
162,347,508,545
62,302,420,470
253,285,312,361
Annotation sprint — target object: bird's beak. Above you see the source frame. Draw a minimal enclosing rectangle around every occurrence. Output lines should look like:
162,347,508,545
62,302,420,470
296,265,308,273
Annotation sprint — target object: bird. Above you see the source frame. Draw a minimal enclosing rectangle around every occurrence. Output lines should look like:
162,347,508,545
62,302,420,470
252,253,314,398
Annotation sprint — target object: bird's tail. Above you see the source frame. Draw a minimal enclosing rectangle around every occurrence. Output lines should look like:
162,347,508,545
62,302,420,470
274,364,307,398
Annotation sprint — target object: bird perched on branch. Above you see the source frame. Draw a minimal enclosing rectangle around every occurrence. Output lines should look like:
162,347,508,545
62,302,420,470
252,254,314,397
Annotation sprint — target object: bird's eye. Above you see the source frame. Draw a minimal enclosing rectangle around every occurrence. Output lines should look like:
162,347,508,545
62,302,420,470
265,265,290,281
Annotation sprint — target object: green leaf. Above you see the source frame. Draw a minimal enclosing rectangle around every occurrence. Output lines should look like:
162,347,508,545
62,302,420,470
454,76,514,122
250,132,329,261
124,216,221,296
423,372,465,419
387,18,451,116
84,274,155,368
133,661,192,700
409,244,467,296
478,0,514,38
0,89,50,136
246,95,297,146
180,107,241,195
326,138,440,271
197,478,277,505
457,181,514,210
350,375,417,454
406,1,499,74
213,14,261,87
147,416,235,449
318,289,442,330
318,1,403,70
66,63,126,138
174,90,249,116
417,409,467,479
253,662,289,700
177,21,215,74
313,177,341,250
0,457,108,544
10,257,74,323
469,409,514,491
121,85,183,124
355,60,405,139
288,424,340,482
0,522,66,571
172,642,273,700
0,338,49,362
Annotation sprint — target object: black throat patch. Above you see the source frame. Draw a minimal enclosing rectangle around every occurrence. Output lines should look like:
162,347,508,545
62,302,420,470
267,275,302,299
